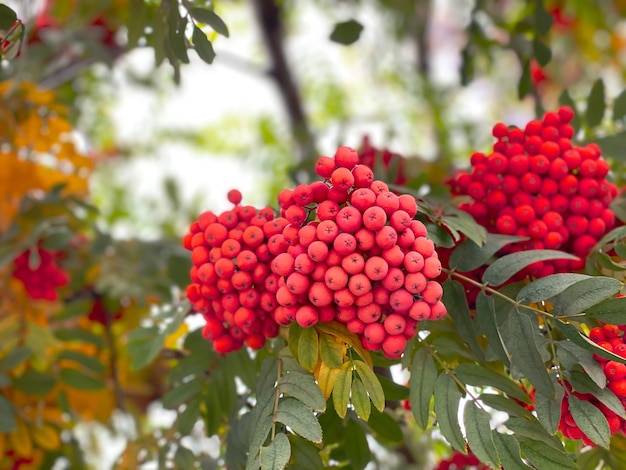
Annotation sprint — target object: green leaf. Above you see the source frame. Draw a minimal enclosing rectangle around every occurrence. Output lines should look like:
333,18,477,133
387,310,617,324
168,11,189,64
58,350,106,374
260,433,291,470
13,369,56,395
493,432,532,470
584,297,626,324
59,368,105,391
433,373,465,452
556,321,626,364
464,401,500,468
533,38,551,66
55,327,104,348
569,395,611,448
275,398,322,444
450,233,527,272
533,0,553,35
557,340,606,389
351,377,371,421
332,362,352,419
613,88,626,123
319,333,344,369
0,394,16,432
367,407,403,443
377,374,409,401
568,370,626,419
189,7,229,37
534,373,563,434
437,207,488,246
455,363,530,403
500,310,554,398
127,0,146,47
277,371,326,412
550,276,622,316
173,445,196,469
593,131,626,162
518,59,532,100
177,395,201,435
0,4,17,30
0,346,31,372
482,250,578,286
443,279,485,361
127,326,165,371
344,418,370,470
298,327,319,372
586,78,606,129
479,393,533,419
506,417,565,450
288,435,323,470
409,347,437,429
192,26,216,64
518,438,576,469
162,376,204,409
329,19,363,45
516,273,591,304
474,292,510,365
54,298,94,321
353,360,385,412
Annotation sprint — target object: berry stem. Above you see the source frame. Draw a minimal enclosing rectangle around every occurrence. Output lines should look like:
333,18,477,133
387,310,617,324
270,341,284,440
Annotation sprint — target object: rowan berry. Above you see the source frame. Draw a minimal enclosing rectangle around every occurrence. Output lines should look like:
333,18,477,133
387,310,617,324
334,145,359,169
317,200,340,220
315,156,336,178
382,334,407,359
352,164,374,188
336,206,362,233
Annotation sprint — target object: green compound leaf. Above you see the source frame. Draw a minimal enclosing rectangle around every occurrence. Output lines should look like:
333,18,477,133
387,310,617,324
277,371,326,412
58,350,106,374
329,19,363,46
450,233,528,272
464,401,500,468
569,398,612,449
482,249,578,286
275,398,322,444
332,361,352,419
13,369,56,395
433,373,465,452
351,377,371,421
550,276,623,316
298,327,319,373
353,360,385,413
260,433,291,470
409,347,437,429
516,273,591,304
59,368,105,391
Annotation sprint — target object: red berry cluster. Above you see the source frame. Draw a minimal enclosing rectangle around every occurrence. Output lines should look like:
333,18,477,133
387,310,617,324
183,190,286,354
358,136,408,186
272,146,446,359
448,106,618,278
12,247,69,301
558,323,626,445
434,450,489,470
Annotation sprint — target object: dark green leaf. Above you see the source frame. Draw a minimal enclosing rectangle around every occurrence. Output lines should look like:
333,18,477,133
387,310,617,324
173,445,196,469
493,432,532,470
586,79,606,129
482,249,578,286
275,398,322,444
593,131,626,162
192,26,216,64
178,395,201,435
162,376,204,409
443,279,485,361
168,11,189,64
55,327,105,348
519,438,576,469
585,297,626,324
278,371,326,412
500,310,554,398
260,433,291,470
0,4,17,30
0,394,16,432
41,230,73,250
464,401,500,468
298,327,319,372
455,363,530,403
550,276,622,316
556,321,626,364
518,59,532,100
332,362,352,419
433,373,465,452
479,393,533,419
450,233,527,272
533,38,551,66
367,407,403,443
506,417,565,451
13,369,56,395
54,298,94,321
59,368,104,391
569,395,611,448
127,0,146,47
377,374,408,401
568,370,626,419
354,360,385,412
516,273,590,304
288,435,323,470
409,347,437,429
58,350,106,374
0,346,31,372
534,373,563,434
533,0,553,35
351,377,371,421
329,19,363,45
189,7,229,37
127,328,165,371
344,418,370,470
557,340,606,389
613,88,626,123
474,292,510,365
438,208,487,246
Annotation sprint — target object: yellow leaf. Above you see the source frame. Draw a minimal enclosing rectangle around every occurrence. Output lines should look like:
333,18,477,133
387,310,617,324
315,361,340,401
315,321,372,368
164,322,188,349
31,423,61,451
9,418,33,457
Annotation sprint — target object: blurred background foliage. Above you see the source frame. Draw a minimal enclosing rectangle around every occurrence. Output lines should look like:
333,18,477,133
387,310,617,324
3,0,626,469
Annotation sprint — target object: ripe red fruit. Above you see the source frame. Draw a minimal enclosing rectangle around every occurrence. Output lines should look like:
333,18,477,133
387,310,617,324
227,189,243,205
334,146,359,169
